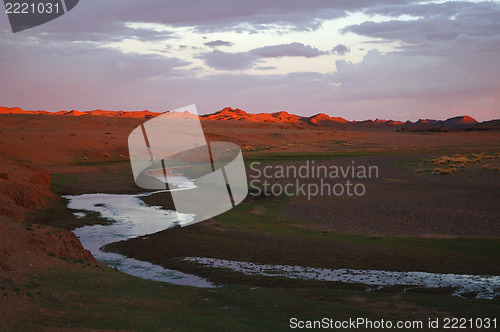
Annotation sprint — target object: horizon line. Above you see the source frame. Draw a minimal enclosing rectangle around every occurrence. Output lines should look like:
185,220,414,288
0,105,498,123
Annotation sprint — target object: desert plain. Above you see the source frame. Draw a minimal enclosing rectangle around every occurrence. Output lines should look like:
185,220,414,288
0,106,499,331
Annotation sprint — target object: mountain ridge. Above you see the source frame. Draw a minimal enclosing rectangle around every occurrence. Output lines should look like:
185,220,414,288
1,106,497,130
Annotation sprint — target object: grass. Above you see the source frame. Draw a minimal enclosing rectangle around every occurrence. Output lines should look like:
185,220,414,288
5,263,499,331
50,162,139,195
395,151,500,177
243,150,398,164
432,167,457,175
140,191,176,210
27,196,113,230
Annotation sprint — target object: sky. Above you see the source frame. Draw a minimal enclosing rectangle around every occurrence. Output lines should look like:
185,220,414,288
0,0,499,121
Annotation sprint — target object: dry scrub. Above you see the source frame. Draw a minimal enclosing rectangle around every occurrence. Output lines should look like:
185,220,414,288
428,152,499,175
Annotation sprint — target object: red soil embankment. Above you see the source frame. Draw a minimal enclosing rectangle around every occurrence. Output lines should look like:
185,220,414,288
0,155,95,279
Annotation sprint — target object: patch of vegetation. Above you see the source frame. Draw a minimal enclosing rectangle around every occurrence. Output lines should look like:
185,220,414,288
395,151,499,175
244,151,398,164
9,265,499,331
140,192,176,211
27,196,113,230
50,162,138,195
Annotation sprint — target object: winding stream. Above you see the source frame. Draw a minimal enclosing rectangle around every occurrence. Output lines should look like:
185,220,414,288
183,257,500,299
66,191,215,287
65,192,500,299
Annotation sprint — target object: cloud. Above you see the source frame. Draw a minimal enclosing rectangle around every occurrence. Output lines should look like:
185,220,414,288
328,1,500,120
344,1,500,44
199,42,326,70
204,40,233,48
254,65,277,70
0,36,192,110
2,0,427,40
329,32,500,117
364,1,497,19
250,42,326,58
1,40,499,121
197,50,259,70
332,44,350,55
68,0,347,32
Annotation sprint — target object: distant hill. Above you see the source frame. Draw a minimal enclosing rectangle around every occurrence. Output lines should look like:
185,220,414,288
202,107,302,124
400,115,493,131
1,106,498,131
444,115,479,127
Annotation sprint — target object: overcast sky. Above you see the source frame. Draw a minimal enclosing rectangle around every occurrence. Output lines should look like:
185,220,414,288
1,0,499,121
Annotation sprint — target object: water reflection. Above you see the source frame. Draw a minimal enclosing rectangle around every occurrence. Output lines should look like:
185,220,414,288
66,192,214,288
184,257,500,299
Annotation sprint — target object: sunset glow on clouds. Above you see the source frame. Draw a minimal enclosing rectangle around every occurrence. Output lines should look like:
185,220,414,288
0,0,499,121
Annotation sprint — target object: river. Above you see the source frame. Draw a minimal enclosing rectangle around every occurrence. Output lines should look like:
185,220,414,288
65,192,499,299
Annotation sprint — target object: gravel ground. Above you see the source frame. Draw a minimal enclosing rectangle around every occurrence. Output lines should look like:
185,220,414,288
259,154,500,237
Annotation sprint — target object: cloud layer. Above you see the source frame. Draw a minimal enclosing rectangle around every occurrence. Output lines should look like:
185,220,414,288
0,0,499,121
